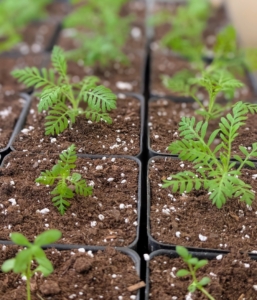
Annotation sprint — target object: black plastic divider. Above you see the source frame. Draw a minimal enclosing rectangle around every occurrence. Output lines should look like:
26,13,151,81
0,241,141,300
144,249,257,299
0,93,32,165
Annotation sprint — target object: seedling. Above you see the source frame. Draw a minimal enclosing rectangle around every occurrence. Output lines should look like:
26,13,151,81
63,0,131,67
12,46,117,135
163,101,257,208
36,144,92,215
1,230,62,300
0,0,51,52
163,67,244,121
176,246,214,300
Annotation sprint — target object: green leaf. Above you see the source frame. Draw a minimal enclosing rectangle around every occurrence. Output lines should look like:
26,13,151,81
1,258,15,273
34,229,62,246
13,249,32,273
10,233,31,247
51,46,67,79
198,276,211,286
188,258,199,265
84,85,117,113
176,246,189,259
176,269,190,277
195,259,208,270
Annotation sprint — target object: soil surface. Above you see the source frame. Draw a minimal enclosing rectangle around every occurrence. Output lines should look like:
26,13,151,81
148,157,257,252
0,246,140,300
0,152,139,246
0,54,48,92
56,1,146,93
149,2,256,97
13,95,141,156
149,251,257,299
5,21,58,56
149,98,257,157
0,94,26,150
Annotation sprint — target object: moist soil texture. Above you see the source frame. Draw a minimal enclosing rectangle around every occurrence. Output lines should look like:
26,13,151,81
13,95,141,156
6,20,58,55
0,246,140,300
0,152,139,247
56,1,146,93
149,157,257,252
149,251,257,300
149,98,257,157
0,54,48,92
150,2,255,97
0,94,26,150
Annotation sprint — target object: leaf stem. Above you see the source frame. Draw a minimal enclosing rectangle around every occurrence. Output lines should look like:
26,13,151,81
199,286,215,300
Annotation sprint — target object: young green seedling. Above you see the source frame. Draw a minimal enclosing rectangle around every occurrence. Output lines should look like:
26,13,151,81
0,0,51,52
1,230,62,300
12,46,117,135
36,144,92,215
176,246,215,300
163,67,244,121
163,101,257,208
63,0,131,67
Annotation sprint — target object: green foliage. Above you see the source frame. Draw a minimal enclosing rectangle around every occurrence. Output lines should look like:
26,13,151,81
176,246,214,300
36,144,92,215
12,46,117,135
163,101,257,208
0,0,51,52
153,0,210,60
1,230,61,300
63,0,131,67
163,67,244,121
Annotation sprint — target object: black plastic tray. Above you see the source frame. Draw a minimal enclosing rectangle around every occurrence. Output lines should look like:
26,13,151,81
146,155,257,253
0,242,141,300
0,153,142,250
9,93,145,159
144,248,257,300
0,93,32,165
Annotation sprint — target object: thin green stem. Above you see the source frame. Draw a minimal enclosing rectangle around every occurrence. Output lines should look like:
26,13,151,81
26,263,32,300
198,286,215,300
237,148,256,172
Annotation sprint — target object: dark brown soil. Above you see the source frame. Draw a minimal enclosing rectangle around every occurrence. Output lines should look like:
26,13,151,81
0,54,48,92
149,98,257,157
13,95,141,156
0,94,25,150
148,157,257,252
0,246,140,300
0,152,139,246
6,21,58,55
149,251,257,299
149,2,255,97
56,1,146,92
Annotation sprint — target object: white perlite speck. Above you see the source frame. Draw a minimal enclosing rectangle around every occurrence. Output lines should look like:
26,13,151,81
96,165,103,170
8,198,16,206
119,204,125,209
78,248,85,253
37,208,50,214
50,138,57,143
107,178,114,182
175,231,181,238
98,214,104,221
90,221,97,227
199,234,207,241
116,81,133,91
144,254,150,261
216,255,223,260
253,285,257,291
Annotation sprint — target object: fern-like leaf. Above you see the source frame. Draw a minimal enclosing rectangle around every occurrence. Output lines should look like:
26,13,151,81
51,46,67,80
59,144,77,168
85,109,113,124
35,170,56,186
45,103,76,135
84,85,117,112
